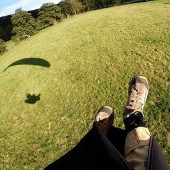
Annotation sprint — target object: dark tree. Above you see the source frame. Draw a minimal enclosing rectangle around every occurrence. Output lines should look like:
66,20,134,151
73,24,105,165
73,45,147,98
0,27,10,41
36,3,62,30
58,1,74,18
11,11,36,41
4,24,13,39
81,0,96,11
81,0,121,10
0,39,6,55
67,0,84,15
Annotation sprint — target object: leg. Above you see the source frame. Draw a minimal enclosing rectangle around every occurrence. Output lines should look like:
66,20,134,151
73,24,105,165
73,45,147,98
123,76,150,170
45,106,132,170
125,127,151,170
94,106,114,137
94,106,127,155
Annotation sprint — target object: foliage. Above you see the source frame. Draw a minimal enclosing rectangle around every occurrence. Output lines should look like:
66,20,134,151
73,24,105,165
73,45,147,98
58,0,84,17
0,39,6,54
82,0,96,11
0,27,10,41
11,11,36,41
81,0,122,11
4,25,13,39
58,1,75,18
67,0,84,14
115,0,122,4
0,0,152,41
36,3,62,30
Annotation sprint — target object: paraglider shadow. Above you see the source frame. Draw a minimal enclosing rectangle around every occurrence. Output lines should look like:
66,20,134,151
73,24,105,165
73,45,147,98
4,58,50,71
3,57,50,104
25,93,41,104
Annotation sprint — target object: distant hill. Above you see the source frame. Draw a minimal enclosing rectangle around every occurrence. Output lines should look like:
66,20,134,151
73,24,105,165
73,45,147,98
0,15,12,28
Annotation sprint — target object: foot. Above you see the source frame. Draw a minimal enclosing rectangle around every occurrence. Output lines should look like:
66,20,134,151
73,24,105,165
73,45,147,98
94,106,114,136
123,76,149,131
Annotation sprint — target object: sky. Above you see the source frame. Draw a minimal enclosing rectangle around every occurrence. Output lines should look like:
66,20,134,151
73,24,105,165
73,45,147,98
0,0,61,17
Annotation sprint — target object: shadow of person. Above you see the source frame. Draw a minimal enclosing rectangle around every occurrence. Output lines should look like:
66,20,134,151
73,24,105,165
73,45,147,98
25,93,41,104
4,58,50,71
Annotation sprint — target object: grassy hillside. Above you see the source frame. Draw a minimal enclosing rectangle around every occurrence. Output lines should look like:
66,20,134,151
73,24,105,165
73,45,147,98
0,0,170,169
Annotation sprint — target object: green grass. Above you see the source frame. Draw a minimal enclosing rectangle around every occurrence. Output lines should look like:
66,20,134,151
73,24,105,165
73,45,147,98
0,0,170,169
5,40,15,51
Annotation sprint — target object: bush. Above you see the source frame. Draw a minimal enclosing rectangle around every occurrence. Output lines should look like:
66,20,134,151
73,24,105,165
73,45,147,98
36,3,62,30
0,39,6,55
11,11,36,41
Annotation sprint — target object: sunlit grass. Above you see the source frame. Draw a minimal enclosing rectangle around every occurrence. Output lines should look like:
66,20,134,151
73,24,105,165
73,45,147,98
0,0,170,169
5,40,15,50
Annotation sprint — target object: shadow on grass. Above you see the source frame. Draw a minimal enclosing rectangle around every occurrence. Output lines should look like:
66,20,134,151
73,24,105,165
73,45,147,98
25,93,41,104
4,57,50,71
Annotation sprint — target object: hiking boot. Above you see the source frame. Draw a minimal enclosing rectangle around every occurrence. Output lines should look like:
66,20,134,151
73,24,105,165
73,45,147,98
94,106,114,136
123,76,149,131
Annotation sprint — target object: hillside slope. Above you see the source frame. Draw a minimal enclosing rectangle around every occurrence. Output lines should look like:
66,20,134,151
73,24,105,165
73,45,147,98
0,0,170,169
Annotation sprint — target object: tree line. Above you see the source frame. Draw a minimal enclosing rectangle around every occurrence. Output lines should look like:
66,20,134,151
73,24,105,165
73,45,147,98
0,0,148,54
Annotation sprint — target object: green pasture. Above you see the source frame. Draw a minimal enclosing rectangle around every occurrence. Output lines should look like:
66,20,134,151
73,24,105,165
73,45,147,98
0,0,170,169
